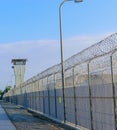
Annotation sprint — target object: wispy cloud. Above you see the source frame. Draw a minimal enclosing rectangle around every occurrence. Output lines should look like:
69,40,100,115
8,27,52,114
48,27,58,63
63,32,113,58
0,32,113,90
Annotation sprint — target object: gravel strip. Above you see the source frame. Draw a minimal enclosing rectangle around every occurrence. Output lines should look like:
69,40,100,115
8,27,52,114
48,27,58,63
1,102,74,130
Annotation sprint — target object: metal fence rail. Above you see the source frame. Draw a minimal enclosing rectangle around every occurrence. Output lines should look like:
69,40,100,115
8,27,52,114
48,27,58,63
3,33,117,130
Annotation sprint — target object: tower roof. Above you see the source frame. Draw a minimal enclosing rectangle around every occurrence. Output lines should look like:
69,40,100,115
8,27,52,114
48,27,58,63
11,59,27,65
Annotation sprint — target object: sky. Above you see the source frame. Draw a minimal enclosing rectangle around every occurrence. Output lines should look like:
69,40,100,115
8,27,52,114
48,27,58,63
0,0,117,90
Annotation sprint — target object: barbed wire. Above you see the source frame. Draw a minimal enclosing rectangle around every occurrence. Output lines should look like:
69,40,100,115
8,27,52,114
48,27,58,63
22,33,117,85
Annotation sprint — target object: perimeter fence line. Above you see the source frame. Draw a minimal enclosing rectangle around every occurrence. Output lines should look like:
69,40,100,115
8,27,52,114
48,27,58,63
4,33,117,130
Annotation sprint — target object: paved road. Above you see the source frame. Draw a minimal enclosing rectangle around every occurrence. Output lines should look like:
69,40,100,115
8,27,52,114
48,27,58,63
1,102,74,130
0,104,16,130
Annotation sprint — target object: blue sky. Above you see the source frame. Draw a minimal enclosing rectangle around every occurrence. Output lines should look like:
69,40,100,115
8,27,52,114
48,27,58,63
0,0,117,90
0,0,117,43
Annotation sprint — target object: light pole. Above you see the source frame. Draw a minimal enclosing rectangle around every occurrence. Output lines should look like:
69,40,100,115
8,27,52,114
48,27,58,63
6,74,14,87
59,0,83,123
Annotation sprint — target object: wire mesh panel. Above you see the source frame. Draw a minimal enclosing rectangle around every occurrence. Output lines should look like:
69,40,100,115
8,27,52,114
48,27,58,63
29,84,32,109
3,33,117,130
111,51,117,127
43,77,49,115
89,55,115,130
74,63,91,129
34,80,38,111
112,51,117,97
48,75,56,117
55,72,64,121
36,80,40,111
64,68,76,124
39,79,44,113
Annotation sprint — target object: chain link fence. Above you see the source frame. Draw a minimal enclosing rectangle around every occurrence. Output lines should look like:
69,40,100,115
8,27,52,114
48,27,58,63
3,33,117,130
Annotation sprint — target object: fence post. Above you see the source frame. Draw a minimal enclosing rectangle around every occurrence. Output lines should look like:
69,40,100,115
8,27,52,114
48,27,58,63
110,55,117,130
42,79,45,113
87,63,93,130
30,84,32,109
38,79,40,111
32,81,35,110
54,73,57,118
47,76,50,115
34,81,36,110
35,81,37,110
30,82,33,109
72,67,78,126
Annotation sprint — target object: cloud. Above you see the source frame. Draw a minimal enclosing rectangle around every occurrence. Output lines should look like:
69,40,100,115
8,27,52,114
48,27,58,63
63,32,112,59
0,32,112,90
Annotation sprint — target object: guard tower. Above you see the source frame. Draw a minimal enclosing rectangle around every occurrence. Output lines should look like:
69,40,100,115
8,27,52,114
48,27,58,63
11,59,27,87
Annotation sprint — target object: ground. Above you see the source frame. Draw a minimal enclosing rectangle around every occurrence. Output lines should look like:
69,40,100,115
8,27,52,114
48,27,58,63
1,102,75,130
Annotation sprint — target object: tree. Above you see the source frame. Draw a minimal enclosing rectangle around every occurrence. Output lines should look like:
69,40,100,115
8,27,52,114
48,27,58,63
0,86,12,100
0,89,2,95
0,89,3,100
4,86,12,93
